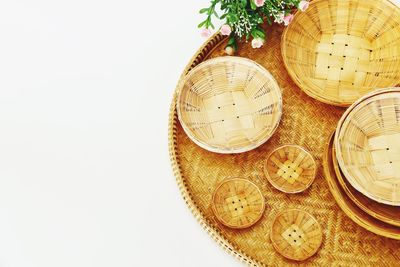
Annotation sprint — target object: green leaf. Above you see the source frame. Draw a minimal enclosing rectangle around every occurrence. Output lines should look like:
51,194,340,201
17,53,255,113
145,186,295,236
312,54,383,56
213,9,219,18
199,8,209,14
240,0,247,8
198,20,207,28
250,0,257,10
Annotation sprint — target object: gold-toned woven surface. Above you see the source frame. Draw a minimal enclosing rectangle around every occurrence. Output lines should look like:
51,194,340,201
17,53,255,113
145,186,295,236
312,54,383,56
282,0,400,106
270,209,323,261
177,56,282,153
264,145,316,193
212,178,265,229
168,26,400,266
336,91,400,205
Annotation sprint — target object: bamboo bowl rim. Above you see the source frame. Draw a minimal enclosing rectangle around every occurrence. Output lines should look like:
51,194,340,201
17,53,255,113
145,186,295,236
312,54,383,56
264,145,317,193
176,56,283,154
334,88,400,205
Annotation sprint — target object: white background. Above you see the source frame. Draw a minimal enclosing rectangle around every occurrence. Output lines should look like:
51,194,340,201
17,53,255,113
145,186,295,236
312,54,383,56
0,1,242,267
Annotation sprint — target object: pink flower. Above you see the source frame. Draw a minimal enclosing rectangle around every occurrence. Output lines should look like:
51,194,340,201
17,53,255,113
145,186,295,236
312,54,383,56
274,13,285,24
298,1,309,11
251,37,264,49
283,14,294,26
220,25,232,36
200,28,212,38
254,0,265,7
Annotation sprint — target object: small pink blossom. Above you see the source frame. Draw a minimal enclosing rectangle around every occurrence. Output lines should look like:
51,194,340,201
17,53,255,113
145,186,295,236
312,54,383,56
220,25,232,36
283,14,294,26
298,1,309,12
200,28,212,38
251,37,264,49
274,13,285,24
254,0,265,7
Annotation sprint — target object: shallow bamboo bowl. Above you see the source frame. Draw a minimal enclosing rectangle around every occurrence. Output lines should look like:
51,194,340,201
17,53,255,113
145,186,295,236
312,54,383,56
270,209,323,261
281,0,400,106
335,90,400,205
264,145,316,193
211,178,265,229
177,56,282,153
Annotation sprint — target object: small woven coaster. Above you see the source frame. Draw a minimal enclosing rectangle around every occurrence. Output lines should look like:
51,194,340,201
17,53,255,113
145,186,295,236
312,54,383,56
212,178,265,229
270,209,323,261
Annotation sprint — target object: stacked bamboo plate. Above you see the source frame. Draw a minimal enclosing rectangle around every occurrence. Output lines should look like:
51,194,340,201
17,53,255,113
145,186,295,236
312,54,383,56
327,88,400,234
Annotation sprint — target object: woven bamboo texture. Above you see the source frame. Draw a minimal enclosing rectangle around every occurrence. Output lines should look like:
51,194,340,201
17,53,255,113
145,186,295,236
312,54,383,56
324,132,400,239
168,25,400,266
264,145,316,193
332,142,400,227
212,178,265,229
335,90,400,205
177,57,282,153
270,209,323,261
282,0,400,106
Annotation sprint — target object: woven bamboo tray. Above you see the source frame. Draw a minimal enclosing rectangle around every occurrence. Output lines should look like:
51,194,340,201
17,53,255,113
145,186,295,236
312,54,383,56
169,25,400,266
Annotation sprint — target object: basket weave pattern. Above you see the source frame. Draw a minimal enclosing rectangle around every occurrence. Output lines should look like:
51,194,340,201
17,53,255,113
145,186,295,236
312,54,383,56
282,0,400,106
335,91,400,205
169,26,400,266
177,57,282,153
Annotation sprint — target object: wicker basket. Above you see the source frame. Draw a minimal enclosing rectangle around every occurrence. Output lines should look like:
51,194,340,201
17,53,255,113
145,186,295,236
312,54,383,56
335,88,400,205
324,132,400,239
281,0,400,106
177,56,282,153
264,145,316,193
270,209,322,261
211,178,265,229
332,144,400,227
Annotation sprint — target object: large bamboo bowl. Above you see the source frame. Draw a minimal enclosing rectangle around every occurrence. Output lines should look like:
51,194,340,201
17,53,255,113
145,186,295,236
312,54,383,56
282,0,400,106
177,56,282,153
335,89,400,205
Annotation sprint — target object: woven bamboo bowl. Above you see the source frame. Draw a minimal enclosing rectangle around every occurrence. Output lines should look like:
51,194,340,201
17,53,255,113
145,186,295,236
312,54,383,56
335,89,400,205
211,178,265,229
281,0,400,106
177,56,282,153
270,209,323,261
332,144,400,227
264,145,316,193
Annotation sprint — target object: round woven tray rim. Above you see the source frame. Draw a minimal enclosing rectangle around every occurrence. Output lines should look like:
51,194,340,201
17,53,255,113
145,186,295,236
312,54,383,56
176,56,283,154
169,32,262,266
269,208,323,261
264,144,317,193
211,177,266,229
334,88,400,206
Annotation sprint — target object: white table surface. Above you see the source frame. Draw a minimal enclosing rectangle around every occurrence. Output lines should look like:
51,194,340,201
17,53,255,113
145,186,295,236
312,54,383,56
0,1,241,266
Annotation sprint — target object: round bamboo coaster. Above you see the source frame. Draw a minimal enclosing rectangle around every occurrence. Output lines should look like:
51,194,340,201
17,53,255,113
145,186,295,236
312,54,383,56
177,56,282,154
212,178,265,229
335,90,400,205
264,145,316,193
270,209,323,261
332,145,400,227
281,0,400,106
324,132,400,240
